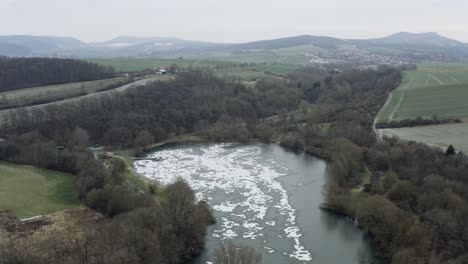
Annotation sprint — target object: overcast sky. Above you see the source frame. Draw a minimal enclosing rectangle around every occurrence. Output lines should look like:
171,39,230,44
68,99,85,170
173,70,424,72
1,0,467,43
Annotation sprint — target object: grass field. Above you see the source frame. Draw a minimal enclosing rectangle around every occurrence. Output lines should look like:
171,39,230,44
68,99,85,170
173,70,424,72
88,46,314,74
0,162,78,218
89,58,194,72
0,77,126,109
377,65,468,122
202,45,326,65
380,122,468,154
90,58,300,81
88,58,239,72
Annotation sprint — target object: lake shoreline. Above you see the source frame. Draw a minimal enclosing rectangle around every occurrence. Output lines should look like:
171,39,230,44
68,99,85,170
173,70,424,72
135,142,383,263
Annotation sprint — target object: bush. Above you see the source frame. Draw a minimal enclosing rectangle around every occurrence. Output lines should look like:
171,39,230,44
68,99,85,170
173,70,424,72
213,242,262,264
85,185,141,217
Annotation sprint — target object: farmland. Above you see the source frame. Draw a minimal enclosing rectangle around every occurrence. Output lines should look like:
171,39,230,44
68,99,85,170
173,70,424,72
198,44,327,65
377,65,468,123
88,58,238,72
90,58,300,81
0,77,127,110
0,162,78,218
380,122,468,154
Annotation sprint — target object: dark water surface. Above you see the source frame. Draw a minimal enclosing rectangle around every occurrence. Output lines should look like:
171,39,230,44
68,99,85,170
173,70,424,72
134,143,381,264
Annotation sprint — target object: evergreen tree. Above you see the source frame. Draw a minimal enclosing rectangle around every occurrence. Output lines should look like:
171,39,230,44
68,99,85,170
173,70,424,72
445,144,456,155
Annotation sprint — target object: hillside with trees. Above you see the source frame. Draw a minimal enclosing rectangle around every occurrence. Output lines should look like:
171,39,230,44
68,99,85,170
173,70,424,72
0,57,114,92
1,67,467,263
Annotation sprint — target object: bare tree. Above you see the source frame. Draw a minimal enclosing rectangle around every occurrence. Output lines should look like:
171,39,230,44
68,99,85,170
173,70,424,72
213,242,262,264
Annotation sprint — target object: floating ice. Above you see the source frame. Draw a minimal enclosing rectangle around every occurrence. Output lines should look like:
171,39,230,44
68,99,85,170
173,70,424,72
264,246,276,253
213,201,238,212
134,144,312,262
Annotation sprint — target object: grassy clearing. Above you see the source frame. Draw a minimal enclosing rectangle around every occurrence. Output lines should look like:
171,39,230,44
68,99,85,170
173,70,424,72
0,77,127,109
0,162,78,218
377,66,468,122
105,150,153,194
351,167,371,193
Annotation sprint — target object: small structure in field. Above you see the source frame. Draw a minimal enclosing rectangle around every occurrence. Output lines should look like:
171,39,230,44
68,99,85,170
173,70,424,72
155,67,167,75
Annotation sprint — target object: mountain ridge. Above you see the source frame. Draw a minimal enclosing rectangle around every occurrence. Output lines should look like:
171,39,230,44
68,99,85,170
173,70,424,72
0,32,466,58
368,32,464,46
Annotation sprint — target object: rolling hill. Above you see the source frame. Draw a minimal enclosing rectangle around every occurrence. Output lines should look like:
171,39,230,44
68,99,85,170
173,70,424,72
1,32,468,62
0,35,86,56
368,32,464,47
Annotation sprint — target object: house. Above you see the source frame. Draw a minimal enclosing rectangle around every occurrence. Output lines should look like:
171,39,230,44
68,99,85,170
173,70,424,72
155,67,167,75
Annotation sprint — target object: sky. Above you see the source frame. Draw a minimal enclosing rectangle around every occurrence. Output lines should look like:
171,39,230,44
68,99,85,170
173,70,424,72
0,0,467,43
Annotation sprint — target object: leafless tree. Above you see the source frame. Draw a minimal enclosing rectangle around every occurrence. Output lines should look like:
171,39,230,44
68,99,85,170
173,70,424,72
213,242,262,264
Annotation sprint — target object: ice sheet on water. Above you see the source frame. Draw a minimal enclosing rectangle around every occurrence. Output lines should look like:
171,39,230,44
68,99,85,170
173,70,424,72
134,144,312,262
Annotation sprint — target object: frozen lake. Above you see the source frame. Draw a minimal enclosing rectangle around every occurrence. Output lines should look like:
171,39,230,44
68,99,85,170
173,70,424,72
134,143,381,264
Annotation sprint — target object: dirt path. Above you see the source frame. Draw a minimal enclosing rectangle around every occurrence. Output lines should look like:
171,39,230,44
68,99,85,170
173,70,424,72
450,76,462,85
387,91,405,122
373,91,392,139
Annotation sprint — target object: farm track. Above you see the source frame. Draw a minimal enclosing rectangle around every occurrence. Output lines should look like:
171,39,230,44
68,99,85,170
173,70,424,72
373,91,392,139
387,92,404,122
428,73,444,86
450,76,462,84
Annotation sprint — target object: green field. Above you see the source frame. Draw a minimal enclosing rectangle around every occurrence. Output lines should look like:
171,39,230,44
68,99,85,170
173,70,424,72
200,44,327,65
90,58,300,81
377,65,468,122
0,77,126,109
0,162,79,218
88,58,239,72
89,45,315,74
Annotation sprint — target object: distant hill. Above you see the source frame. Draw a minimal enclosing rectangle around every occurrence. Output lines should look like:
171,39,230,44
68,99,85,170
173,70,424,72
368,32,464,46
91,36,223,55
95,36,179,46
0,32,467,61
228,35,344,50
0,35,86,56
93,36,218,47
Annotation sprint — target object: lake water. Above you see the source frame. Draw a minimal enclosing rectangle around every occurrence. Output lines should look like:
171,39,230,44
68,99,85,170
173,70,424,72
134,143,381,264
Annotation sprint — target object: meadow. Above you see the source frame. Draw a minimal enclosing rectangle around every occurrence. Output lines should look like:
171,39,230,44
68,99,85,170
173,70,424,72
88,58,191,72
0,162,78,218
377,64,468,122
90,58,300,81
203,44,326,65
88,58,237,72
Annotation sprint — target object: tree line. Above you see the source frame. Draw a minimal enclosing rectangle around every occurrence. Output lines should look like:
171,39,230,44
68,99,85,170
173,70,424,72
0,57,115,92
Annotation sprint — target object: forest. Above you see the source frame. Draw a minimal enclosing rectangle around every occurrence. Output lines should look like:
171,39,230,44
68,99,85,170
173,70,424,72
0,130,214,263
0,65,467,264
0,57,115,92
